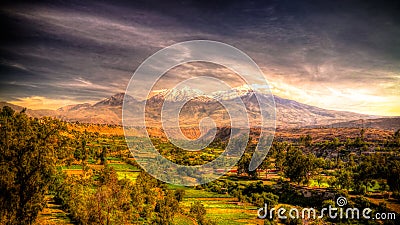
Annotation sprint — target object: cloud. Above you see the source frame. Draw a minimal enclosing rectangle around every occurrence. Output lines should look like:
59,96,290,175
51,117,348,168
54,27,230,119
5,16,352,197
267,76,400,116
0,0,399,116
2,6,172,49
9,96,93,110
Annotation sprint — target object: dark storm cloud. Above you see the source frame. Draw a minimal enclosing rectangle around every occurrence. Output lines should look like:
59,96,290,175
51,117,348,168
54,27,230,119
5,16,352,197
0,0,399,114
0,0,214,102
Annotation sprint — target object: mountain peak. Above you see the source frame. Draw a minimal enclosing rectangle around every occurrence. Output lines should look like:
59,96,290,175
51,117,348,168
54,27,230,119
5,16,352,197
151,86,208,102
149,84,271,102
113,92,126,98
94,92,135,106
3,90,384,128
233,84,253,91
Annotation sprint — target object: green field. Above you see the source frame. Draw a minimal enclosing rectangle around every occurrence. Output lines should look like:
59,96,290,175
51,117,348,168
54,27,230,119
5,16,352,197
57,160,265,225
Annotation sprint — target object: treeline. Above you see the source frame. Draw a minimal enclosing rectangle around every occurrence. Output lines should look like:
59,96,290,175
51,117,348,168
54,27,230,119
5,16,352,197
0,106,214,225
201,178,397,225
53,167,186,224
236,131,400,193
52,166,215,225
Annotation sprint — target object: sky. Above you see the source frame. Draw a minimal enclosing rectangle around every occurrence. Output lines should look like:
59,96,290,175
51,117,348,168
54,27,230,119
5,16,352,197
0,0,399,116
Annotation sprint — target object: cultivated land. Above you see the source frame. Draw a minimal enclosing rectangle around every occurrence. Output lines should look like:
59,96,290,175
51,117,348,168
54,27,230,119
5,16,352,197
30,122,399,225
1,109,399,225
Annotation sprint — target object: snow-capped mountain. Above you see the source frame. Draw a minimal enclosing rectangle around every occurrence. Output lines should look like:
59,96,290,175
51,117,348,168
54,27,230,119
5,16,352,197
1,86,385,128
151,86,208,102
142,85,376,128
94,92,137,106
149,84,270,102
212,84,260,101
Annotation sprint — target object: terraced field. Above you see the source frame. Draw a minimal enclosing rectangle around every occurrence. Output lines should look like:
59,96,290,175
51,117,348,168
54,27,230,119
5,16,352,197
169,185,263,225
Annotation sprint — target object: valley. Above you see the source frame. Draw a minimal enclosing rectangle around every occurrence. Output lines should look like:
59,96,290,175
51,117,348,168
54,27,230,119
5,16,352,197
0,108,396,224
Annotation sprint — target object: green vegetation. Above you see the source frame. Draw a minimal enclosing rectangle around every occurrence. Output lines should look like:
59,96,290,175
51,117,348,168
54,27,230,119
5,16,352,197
1,106,399,224
0,106,65,225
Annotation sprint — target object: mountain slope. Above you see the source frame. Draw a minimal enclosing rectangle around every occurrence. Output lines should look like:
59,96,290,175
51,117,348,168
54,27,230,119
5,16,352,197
0,102,59,118
327,117,400,131
1,88,391,129
273,95,374,128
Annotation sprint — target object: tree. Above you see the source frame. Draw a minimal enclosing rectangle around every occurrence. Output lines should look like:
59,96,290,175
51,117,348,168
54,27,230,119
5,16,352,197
259,157,273,179
271,142,290,170
283,148,318,185
336,169,353,190
251,192,278,209
74,147,83,161
299,134,312,147
130,172,162,222
100,146,107,165
89,168,133,225
80,137,88,167
237,153,258,178
283,148,306,184
387,160,400,192
303,153,319,183
174,189,185,202
388,129,400,147
360,128,365,140
55,167,134,225
190,201,207,225
154,190,179,224
0,107,64,224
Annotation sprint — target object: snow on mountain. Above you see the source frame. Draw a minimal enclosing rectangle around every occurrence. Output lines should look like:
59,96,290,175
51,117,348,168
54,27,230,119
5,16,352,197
2,86,385,128
94,93,136,106
211,84,272,101
145,85,375,128
150,86,211,102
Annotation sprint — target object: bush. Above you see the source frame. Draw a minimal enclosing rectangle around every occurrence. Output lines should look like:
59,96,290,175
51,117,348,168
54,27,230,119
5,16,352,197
392,191,400,200
190,201,206,225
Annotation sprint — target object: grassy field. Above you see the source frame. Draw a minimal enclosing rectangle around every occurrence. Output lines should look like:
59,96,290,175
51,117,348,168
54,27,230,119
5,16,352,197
172,214,197,225
179,188,262,225
168,183,263,224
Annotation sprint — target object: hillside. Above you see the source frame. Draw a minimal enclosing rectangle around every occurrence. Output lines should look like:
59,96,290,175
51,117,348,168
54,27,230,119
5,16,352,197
2,87,394,129
327,117,400,131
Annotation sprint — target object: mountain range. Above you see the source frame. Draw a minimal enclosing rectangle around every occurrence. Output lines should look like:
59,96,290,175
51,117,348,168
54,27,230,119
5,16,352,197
1,86,398,130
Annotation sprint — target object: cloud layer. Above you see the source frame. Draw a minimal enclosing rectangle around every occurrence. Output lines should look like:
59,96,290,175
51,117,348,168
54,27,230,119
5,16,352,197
0,0,399,115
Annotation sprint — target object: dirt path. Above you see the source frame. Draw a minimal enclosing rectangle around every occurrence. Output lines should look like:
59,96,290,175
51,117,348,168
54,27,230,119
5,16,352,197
36,195,74,225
